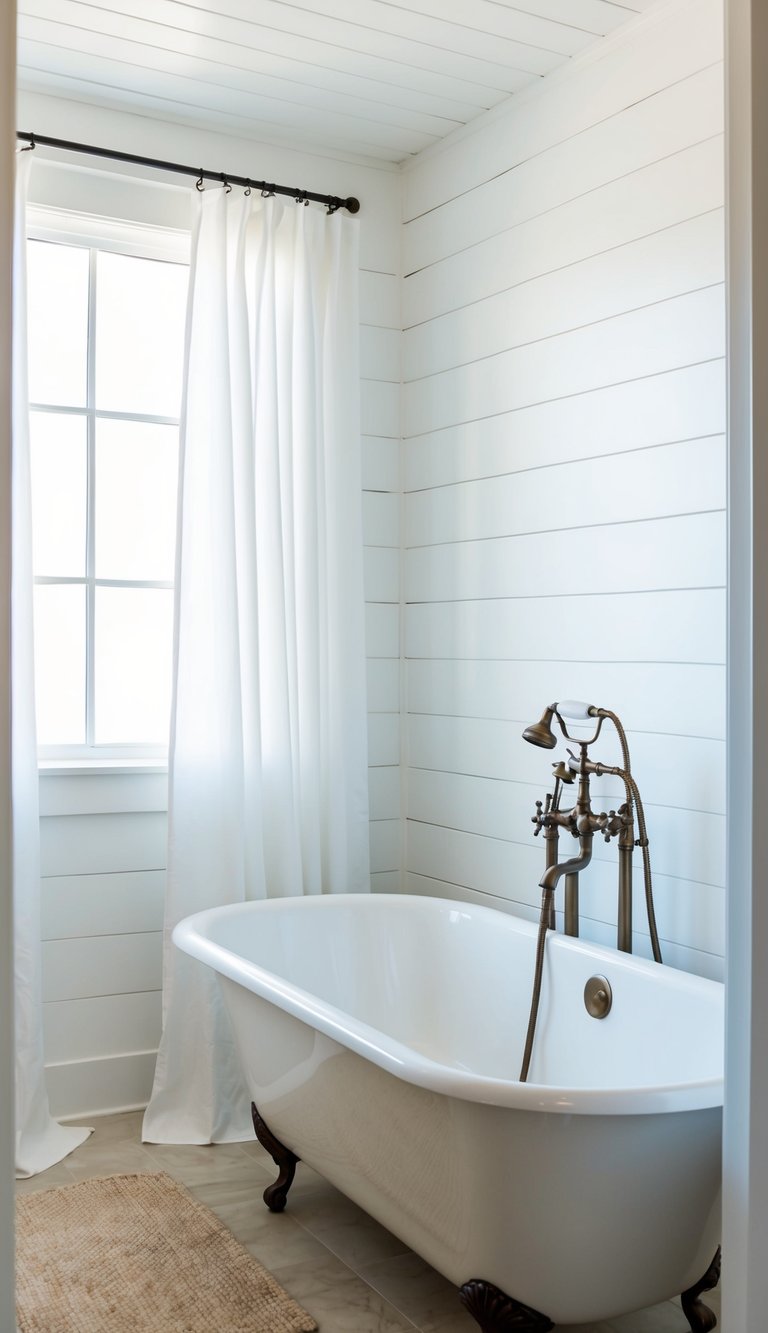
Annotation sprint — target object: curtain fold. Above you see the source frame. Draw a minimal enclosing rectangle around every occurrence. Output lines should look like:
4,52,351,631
143,190,369,1145
13,151,91,1177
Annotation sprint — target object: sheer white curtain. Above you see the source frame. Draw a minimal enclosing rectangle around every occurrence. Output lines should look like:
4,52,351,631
13,151,90,1176
143,187,370,1144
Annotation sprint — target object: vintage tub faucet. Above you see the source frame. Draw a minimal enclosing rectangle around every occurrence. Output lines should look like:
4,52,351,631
518,700,662,1086
522,701,661,962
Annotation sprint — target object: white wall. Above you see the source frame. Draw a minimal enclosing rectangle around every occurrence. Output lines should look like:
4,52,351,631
37,768,167,1115
19,89,402,1115
400,0,726,980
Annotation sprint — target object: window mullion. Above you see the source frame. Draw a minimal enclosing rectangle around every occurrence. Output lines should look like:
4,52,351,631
29,401,180,428
85,246,97,749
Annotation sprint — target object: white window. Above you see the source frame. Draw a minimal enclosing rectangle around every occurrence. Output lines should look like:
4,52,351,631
27,225,189,758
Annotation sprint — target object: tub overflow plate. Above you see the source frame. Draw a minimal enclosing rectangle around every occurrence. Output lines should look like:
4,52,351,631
584,975,612,1019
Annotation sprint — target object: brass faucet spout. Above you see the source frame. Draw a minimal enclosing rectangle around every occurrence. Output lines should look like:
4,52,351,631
538,834,593,891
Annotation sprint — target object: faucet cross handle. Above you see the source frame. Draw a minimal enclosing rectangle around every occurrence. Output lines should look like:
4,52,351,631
594,809,622,842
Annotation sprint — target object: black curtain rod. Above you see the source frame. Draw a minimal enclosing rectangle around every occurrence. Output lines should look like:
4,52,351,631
16,131,360,215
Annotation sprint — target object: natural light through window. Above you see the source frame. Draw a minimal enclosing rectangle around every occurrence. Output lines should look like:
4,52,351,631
27,235,188,755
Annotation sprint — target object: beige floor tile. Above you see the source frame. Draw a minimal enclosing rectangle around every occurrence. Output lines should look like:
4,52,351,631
290,1160,334,1192
141,1139,254,1176
153,1151,273,1190
272,1254,420,1332
187,1163,278,1211
287,1183,411,1269
211,1195,297,1244
142,1139,252,1161
554,1318,622,1332
358,1252,477,1333
64,1141,159,1180
66,1110,143,1146
304,1216,412,1272
246,1224,336,1273
555,1297,701,1332
214,1200,334,1270
14,1163,75,1195
287,1176,383,1221
239,1136,273,1162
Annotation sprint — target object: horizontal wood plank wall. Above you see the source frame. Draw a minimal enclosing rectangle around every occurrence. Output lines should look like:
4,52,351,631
24,87,403,1116
400,0,726,980
38,779,166,1116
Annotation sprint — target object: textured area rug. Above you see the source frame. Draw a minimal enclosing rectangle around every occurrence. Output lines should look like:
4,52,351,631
16,1171,318,1332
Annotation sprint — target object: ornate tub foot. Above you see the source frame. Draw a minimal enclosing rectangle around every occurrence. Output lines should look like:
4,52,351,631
681,1247,721,1332
459,1280,554,1332
250,1102,300,1213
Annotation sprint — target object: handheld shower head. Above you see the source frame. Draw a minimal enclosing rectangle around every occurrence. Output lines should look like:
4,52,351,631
522,707,558,749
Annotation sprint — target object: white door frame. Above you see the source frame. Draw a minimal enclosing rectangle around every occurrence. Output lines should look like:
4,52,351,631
723,0,768,1328
0,1,17,1328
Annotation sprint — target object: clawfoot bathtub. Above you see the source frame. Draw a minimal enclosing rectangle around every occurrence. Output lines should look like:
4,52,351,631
173,894,723,1331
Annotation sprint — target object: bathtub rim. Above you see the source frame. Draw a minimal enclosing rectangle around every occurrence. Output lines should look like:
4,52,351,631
173,893,724,1117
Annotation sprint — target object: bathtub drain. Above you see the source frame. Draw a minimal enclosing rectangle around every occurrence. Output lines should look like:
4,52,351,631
584,975,613,1019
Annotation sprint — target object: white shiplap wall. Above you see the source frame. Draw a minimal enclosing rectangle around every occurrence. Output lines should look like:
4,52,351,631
401,0,726,981
22,88,402,1115
39,770,167,1115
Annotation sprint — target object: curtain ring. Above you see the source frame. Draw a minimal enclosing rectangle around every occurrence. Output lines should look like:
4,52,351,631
244,180,252,196
21,133,36,152
196,172,205,191
223,178,232,193
261,185,275,199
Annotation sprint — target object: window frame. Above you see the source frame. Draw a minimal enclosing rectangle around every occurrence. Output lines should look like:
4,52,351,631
27,206,190,765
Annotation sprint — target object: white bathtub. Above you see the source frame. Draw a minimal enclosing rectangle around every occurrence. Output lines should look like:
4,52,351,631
173,893,723,1327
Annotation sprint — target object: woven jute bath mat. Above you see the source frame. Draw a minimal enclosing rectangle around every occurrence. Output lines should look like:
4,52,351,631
16,1170,318,1332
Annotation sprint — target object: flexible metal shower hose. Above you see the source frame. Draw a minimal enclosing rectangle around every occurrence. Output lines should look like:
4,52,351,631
599,707,662,967
518,889,555,1083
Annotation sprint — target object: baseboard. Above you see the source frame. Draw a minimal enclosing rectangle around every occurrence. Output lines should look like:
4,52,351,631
58,1102,149,1122
45,1050,157,1120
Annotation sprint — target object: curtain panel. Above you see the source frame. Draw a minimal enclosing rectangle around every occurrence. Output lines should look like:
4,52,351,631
13,151,91,1176
144,189,370,1144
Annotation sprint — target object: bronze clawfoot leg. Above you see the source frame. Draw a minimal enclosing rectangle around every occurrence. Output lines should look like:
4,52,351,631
681,1247,721,1331
459,1280,554,1332
250,1102,300,1213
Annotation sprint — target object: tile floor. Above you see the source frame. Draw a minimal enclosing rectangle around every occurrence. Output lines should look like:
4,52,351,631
16,1111,721,1333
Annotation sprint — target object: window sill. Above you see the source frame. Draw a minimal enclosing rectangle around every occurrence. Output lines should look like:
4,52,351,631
38,757,169,777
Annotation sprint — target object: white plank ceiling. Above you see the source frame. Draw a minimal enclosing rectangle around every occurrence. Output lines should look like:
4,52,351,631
16,0,658,164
